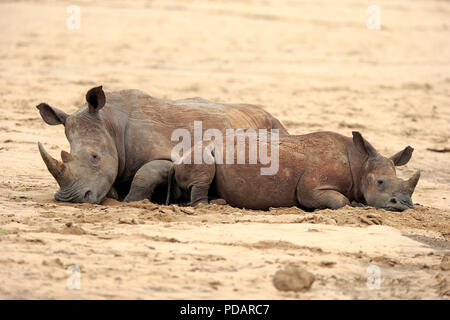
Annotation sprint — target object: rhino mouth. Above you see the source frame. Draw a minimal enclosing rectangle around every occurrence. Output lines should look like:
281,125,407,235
385,206,413,212
55,184,80,202
55,183,106,204
384,197,415,211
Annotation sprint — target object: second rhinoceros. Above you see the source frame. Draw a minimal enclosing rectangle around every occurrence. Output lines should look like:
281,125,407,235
166,131,420,211
37,86,287,203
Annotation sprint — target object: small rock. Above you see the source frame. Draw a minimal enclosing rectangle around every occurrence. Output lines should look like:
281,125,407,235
273,265,315,292
371,256,397,267
170,205,182,213
441,254,450,271
118,218,138,225
209,281,222,290
42,258,65,268
320,261,336,268
159,208,173,214
180,207,195,215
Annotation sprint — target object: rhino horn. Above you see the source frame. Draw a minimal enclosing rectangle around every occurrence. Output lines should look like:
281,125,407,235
38,142,71,185
408,169,421,193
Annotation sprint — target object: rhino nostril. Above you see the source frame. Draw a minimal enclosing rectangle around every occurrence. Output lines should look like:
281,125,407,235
83,190,92,200
389,198,397,204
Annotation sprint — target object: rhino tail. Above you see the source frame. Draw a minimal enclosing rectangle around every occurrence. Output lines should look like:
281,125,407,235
165,164,175,205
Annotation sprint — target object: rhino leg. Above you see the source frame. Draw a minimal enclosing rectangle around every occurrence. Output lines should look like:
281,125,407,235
190,185,210,206
124,160,173,202
173,143,216,206
296,182,349,210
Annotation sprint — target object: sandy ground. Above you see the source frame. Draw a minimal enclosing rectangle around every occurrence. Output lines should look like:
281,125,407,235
0,0,449,299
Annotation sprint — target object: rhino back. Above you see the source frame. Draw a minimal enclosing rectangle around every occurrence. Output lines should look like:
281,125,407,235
102,90,283,182
213,136,306,209
213,132,353,209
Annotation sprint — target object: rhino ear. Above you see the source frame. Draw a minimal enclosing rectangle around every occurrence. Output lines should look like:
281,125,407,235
36,103,68,126
86,86,106,113
352,131,378,158
390,146,414,166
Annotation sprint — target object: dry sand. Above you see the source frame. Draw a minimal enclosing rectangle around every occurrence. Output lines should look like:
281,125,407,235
0,0,449,299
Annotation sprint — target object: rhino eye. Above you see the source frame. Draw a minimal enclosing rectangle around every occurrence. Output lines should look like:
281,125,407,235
376,179,385,190
92,154,99,160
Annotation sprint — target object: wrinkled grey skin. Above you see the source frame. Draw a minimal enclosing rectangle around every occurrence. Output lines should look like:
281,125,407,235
166,131,421,211
37,86,288,203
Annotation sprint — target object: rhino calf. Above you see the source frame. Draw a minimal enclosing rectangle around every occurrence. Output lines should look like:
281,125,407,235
166,131,420,211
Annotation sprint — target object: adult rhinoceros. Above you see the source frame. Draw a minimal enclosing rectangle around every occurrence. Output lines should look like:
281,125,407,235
37,86,287,203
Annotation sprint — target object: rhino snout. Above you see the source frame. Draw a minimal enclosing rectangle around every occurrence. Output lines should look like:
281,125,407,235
54,187,103,204
386,193,415,211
